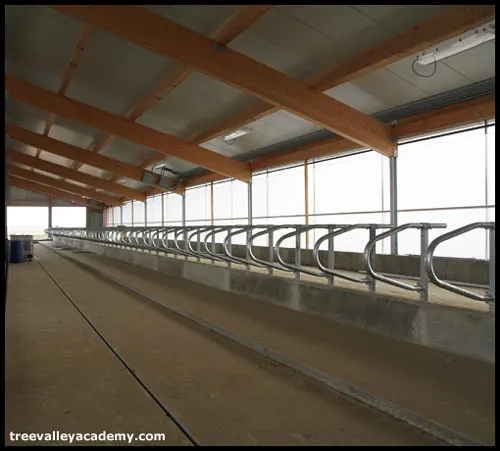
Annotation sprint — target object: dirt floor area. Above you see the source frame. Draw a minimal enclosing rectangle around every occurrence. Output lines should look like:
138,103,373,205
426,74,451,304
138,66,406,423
6,245,444,446
44,242,495,445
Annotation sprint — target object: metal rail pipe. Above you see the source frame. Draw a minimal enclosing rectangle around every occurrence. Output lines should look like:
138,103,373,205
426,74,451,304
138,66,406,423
364,223,447,301
425,222,495,306
47,222,495,306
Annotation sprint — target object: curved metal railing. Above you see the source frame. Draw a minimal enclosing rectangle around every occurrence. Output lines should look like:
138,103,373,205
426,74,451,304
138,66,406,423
425,222,495,308
363,223,447,301
46,222,495,306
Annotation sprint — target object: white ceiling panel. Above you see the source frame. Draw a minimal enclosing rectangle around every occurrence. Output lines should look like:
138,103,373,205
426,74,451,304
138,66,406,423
78,165,111,179
137,72,254,140
7,141,37,158
350,5,451,34
39,152,74,168
66,28,177,116
384,56,472,96
144,5,240,37
277,5,393,55
229,29,324,81
246,7,351,79
48,116,105,150
347,68,428,108
6,101,50,135
120,179,150,190
442,42,496,83
100,138,157,164
324,83,391,115
6,6,84,92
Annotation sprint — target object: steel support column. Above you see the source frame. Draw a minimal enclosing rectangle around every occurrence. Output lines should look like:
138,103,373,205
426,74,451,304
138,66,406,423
246,178,253,268
389,151,398,255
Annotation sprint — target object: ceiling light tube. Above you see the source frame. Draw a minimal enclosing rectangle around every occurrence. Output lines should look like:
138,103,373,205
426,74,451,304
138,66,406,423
224,128,252,141
417,21,495,66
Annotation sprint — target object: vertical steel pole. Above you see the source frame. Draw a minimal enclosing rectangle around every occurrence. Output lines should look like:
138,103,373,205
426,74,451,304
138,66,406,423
144,199,147,227
210,182,215,265
161,193,165,227
488,228,495,311
304,159,309,249
182,192,187,258
295,226,301,281
246,178,253,270
120,205,123,227
389,151,398,255
420,226,429,302
48,197,53,238
368,225,377,293
268,230,274,275
327,225,334,285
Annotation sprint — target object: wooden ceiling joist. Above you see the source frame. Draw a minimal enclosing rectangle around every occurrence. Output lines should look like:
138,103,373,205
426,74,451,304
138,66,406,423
176,94,495,191
53,6,395,156
7,123,144,181
6,124,184,194
8,175,104,210
5,75,251,182
8,164,122,206
6,149,146,202
184,5,497,147
35,24,92,159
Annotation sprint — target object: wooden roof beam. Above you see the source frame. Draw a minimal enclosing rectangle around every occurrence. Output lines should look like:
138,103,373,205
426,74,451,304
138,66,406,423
53,6,395,156
8,164,122,206
183,5,497,146
6,148,146,201
8,176,105,210
5,75,250,182
181,94,495,188
6,124,183,194
35,24,92,159
78,6,271,176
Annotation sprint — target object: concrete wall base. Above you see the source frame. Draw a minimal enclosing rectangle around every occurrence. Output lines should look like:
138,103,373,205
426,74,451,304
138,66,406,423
55,238,495,363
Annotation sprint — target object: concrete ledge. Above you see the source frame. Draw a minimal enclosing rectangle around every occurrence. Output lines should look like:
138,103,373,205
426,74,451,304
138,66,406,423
54,237,495,363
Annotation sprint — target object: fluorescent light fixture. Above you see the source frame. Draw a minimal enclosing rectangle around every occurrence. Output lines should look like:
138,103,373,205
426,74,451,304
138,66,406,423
224,128,252,142
417,21,495,66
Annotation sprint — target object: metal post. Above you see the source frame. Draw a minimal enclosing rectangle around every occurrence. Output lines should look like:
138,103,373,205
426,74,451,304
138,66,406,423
182,193,187,259
161,192,165,227
304,159,309,249
389,152,398,255
295,225,301,280
368,225,377,293
488,228,495,311
246,178,253,270
120,205,123,226
227,227,232,269
196,230,201,263
144,199,147,227
327,226,334,285
268,231,274,275
419,226,429,302
210,182,215,265
48,197,53,239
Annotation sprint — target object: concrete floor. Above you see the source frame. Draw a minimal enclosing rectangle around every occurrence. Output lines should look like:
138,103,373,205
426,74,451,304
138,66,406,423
5,244,495,445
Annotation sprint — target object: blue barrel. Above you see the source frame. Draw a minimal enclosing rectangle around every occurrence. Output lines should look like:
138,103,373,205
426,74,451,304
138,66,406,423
9,240,24,263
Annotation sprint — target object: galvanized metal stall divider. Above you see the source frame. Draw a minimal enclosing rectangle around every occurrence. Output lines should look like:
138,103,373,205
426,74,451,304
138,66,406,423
47,222,495,309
